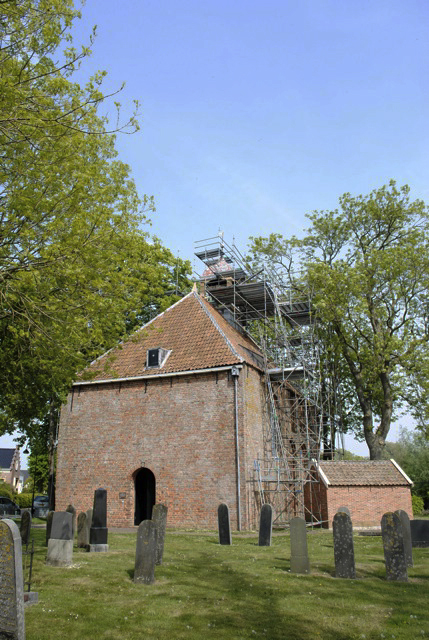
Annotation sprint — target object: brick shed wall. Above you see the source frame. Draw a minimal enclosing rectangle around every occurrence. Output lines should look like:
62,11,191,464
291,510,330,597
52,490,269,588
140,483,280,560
56,367,265,529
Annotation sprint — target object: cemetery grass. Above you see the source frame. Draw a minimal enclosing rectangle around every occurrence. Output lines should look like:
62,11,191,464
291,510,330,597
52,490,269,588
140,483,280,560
25,529,429,640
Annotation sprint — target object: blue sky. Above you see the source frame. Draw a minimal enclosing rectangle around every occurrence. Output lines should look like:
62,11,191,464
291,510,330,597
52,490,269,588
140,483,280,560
1,0,427,460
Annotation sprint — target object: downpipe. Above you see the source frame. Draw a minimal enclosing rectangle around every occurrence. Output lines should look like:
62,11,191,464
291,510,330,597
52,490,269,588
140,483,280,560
231,366,241,531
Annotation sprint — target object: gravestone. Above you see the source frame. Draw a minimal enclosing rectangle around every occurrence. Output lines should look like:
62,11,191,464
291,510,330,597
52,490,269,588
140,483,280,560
381,512,408,582
258,504,273,546
152,503,168,565
0,519,25,640
410,519,429,548
86,507,93,530
290,517,311,574
394,510,413,567
20,509,32,546
218,503,232,545
46,511,73,567
89,488,108,552
45,510,54,546
66,504,77,539
77,512,90,549
134,520,158,584
337,506,351,517
333,511,356,579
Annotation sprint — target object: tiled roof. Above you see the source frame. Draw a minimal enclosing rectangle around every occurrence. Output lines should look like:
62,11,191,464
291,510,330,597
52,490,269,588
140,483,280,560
0,448,15,470
318,460,412,486
79,291,265,383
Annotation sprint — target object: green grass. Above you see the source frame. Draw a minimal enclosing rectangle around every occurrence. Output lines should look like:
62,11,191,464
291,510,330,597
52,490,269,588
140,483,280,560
23,529,429,640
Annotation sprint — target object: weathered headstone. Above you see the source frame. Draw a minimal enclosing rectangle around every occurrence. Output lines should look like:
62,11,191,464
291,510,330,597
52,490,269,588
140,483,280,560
86,507,93,530
395,510,413,567
410,519,429,548
66,504,77,539
134,520,158,584
218,503,232,545
20,509,32,546
45,510,54,546
0,519,25,640
333,511,356,579
290,517,311,574
46,511,73,567
337,506,351,517
152,503,168,565
77,512,90,549
89,488,108,552
258,504,273,546
381,512,408,582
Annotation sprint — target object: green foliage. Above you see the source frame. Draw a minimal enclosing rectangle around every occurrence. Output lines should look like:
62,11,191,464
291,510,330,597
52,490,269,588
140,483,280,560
0,484,13,499
249,181,429,459
334,449,367,460
0,0,192,441
15,492,32,508
384,428,429,507
412,494,424,516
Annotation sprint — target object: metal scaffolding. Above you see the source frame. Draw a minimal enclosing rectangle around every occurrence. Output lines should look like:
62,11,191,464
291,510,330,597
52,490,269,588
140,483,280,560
194,233,341,526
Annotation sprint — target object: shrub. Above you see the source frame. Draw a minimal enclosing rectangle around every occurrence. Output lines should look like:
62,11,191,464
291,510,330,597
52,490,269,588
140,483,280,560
0,484,13,499
412,494,424,516
15,493,33,508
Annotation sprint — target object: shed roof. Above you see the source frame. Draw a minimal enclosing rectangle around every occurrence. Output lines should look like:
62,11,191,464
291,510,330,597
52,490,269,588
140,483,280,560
0,448,16,470
77,291,267,384
317,460,412,487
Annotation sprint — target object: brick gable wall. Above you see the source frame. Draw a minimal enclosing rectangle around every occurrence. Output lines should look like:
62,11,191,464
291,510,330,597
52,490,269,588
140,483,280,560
56,367,266,529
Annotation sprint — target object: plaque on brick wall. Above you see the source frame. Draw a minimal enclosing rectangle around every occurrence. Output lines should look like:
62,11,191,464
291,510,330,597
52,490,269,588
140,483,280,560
119,492,126,499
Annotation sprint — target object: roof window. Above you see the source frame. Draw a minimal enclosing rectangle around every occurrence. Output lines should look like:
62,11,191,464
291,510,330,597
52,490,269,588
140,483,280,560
146,347,170,369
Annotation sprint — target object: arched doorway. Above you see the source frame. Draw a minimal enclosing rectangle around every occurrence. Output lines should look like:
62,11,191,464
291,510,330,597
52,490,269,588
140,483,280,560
134,467,156,525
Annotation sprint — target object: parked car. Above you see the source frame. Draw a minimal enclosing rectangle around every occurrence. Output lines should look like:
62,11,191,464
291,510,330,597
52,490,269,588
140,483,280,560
33,495,49,509
0,496,21,516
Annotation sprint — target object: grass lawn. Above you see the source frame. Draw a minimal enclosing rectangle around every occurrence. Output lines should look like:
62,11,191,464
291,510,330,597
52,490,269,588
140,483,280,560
22,527,428,640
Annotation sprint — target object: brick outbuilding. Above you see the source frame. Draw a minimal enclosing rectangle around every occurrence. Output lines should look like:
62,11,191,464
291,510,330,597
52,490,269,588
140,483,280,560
305,459,413,528
56,290,268,530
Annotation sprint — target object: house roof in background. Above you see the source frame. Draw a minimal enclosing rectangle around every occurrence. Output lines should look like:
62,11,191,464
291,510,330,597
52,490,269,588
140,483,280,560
317,460,413,486
0,448,17,470
78,291,266,384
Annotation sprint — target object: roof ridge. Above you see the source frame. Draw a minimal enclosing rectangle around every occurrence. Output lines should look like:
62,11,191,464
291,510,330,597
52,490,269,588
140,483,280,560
193,291,243,363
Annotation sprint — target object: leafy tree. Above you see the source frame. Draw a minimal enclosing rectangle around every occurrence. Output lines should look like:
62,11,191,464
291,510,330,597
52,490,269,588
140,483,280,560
384,429,429,507
0,0,192,501
249,182,429,459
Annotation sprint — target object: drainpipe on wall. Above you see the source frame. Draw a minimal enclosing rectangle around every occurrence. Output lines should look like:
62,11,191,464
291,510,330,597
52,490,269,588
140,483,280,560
231,366,241,531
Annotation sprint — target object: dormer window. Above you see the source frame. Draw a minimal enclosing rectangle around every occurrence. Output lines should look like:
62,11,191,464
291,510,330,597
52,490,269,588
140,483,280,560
146,347,169,369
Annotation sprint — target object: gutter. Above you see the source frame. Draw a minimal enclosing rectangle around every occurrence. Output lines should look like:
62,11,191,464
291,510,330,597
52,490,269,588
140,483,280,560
73,364,243,387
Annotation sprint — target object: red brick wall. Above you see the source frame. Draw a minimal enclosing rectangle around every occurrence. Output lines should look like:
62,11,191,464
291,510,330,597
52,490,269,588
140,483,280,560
56,368,266,529
305,479,413,528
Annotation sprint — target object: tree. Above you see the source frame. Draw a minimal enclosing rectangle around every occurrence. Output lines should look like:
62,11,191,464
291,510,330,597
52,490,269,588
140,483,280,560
384,429,429,507
0,1,192,499
249,182,429,459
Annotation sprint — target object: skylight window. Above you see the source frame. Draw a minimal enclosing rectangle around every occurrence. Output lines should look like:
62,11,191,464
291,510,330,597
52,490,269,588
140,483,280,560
146,347,169,369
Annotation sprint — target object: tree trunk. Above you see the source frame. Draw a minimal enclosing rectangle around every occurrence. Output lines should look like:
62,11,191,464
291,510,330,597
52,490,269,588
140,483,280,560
47,400,58,510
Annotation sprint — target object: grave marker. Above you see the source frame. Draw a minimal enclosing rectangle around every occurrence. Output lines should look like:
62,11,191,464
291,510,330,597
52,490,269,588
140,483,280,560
0,519,25,640
134,520,158,584
77,512,90,549
89,488,108,552
381,512,408,582
45,510,54,546
66,504,77,539
333,511,356,579
258,504,273,546
290,517,310,574
20,509,32,546
46,511,73,567
337,506,351,517
218,503,232,545
410,519,429,548
394,510,413,567
152,504,168,565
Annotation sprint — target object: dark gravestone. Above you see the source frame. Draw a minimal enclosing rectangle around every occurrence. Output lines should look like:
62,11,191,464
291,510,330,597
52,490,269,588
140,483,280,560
290,517,311,574
0,519,25,640
89,488,108,552
77,512,90,549
218,503,232,545
45,510,54,546
152,503,168,565
395,510,413,567
337,506,351,517
259,504,273,546
381,512,408,582
20,509,32,546
333,511,356,579
46,511,74,567
66,504,77,539
134,520,158,584
410,519,429,548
